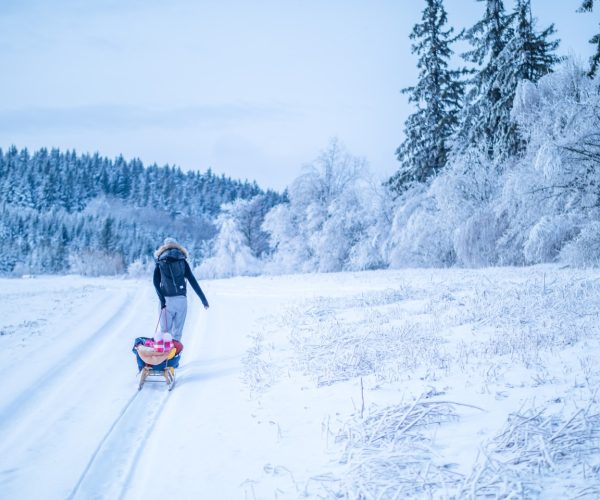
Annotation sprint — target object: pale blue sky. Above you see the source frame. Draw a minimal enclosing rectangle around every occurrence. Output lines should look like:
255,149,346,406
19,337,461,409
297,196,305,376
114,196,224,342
0,1,597,190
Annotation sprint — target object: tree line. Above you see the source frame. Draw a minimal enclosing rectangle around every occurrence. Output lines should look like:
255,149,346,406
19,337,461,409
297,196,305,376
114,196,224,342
0,146,284,275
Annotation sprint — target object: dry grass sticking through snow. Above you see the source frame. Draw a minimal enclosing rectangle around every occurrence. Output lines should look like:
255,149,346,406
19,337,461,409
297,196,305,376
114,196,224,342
241,267,600,498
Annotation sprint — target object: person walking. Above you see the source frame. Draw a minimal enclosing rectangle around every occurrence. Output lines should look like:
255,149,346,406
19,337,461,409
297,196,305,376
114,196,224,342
153,237,209,342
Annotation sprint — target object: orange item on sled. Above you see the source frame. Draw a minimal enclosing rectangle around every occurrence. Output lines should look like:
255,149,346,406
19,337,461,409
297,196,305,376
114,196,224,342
136,345,177,366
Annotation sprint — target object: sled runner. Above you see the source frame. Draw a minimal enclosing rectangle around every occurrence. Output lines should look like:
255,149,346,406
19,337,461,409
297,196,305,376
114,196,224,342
132,336,183,391
138,365,176,391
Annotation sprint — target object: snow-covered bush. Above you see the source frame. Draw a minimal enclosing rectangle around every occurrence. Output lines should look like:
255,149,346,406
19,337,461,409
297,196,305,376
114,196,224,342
127,258,155,278
437,149,502,267
389,145,503,268
388,192,455,268
347,182,395,271
560,221,600,267
453,208,501,267
503,60,600,265
68,250,125,276
311,185,391,272
523,215,581,263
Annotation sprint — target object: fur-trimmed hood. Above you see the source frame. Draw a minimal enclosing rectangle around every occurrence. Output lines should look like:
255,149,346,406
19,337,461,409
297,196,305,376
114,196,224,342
155,242,189,260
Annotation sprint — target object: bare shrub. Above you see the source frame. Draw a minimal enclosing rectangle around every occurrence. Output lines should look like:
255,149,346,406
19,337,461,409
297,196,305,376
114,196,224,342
324,399,469,498
68,250,125,276
289,303,447,386
241,330,284,395
460,403,600,498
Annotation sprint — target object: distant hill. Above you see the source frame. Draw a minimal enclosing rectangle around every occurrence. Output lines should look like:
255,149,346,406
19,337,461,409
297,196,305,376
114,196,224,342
0,146,283,275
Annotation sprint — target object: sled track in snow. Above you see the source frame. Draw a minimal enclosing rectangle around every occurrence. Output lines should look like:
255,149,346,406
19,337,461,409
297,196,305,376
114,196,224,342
68,383,172,500
67,390,141,500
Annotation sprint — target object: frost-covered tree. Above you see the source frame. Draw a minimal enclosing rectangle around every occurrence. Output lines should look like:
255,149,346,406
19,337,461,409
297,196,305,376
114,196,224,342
197,214,261,278
226,193,282,259
389,59,600,268
347,181,395,270
264,139,391,274
503,59,600,265
579,0,600,77
195,193,283,278
389,0,464,192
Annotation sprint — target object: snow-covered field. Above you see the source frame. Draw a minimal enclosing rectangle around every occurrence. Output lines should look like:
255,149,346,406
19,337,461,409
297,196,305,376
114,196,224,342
1,266,599,499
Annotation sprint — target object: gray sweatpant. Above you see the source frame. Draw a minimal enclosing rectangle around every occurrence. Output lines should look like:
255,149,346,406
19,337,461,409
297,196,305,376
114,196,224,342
159,295,188,341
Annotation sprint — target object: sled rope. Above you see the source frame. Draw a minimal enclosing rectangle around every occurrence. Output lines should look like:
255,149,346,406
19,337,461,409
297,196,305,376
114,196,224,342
156,307,170,335
154,307,175,389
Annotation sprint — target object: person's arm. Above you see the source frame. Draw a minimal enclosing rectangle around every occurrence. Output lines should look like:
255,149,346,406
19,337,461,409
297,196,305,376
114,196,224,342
153,265,166,307
185,262,209,308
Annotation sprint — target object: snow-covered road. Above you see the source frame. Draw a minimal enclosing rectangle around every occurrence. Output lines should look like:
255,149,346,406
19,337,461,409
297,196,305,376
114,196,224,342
0,276,306,499
0,279,159,499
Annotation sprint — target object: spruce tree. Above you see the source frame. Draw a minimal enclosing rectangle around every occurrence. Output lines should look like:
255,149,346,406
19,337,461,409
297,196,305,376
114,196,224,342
579,0,600,77
492,0,560,155
505,1,560,81
388,0,464,193
457,0,558,159
456,0,515,158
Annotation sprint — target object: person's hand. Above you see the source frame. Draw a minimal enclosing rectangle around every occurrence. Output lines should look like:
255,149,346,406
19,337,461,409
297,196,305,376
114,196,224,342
161,303,166,309
204,304,210,310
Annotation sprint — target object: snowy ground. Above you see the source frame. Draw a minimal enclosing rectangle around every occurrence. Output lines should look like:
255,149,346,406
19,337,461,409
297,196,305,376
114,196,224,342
0,266,599,499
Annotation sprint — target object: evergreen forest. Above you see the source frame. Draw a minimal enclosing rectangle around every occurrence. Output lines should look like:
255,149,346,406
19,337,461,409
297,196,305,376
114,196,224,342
0,146,283,275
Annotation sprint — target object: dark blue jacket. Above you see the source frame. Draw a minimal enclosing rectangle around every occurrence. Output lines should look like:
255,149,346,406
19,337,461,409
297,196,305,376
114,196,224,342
153,247,209,308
